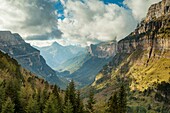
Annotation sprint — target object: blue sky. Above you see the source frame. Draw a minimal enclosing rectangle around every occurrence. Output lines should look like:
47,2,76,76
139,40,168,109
55,0,124,19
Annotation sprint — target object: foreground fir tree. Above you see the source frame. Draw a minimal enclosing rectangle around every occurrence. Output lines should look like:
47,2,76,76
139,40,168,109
43,94,57,113
63,99,73,113
53,85,62,113
86,89,95,113
108,92,118,113
1,97,15,113
108,85,127,113
118,85,127,113
0,84,5,112
76,90,84,113
26,96,39,113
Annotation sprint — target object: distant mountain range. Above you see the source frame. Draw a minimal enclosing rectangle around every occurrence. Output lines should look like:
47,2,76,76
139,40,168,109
35,40,117,88
34,42,86,70
0,31,65,88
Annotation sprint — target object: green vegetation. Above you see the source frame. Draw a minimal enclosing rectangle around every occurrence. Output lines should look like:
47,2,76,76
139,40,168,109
108,85,127,113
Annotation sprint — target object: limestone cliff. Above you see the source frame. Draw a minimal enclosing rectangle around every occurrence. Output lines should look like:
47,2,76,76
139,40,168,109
88,41,117,58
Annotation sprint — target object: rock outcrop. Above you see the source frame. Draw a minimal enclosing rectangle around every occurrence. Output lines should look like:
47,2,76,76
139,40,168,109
88,41,117,58
0,31,64,87
118,0,170,56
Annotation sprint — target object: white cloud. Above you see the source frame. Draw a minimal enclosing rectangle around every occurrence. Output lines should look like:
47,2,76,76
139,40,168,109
0,0,162,47
58,0,137,46
57,0,162,46
0,0,61,39
124,0,161,21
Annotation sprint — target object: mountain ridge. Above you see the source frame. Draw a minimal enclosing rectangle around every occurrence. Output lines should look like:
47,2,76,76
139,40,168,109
0,31,65,88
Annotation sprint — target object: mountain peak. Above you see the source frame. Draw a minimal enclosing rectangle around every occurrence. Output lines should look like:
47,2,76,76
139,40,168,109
52,41,62,47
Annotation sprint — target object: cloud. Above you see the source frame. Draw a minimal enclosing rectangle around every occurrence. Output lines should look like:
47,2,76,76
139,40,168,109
57,0,162,46
58,0,137,46
0,0,162,47
0,0,61,39
124,0,161,21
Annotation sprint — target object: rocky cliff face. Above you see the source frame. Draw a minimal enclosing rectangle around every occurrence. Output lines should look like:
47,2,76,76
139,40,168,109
88,41,117,58
118,0,170,56
0,31,64,87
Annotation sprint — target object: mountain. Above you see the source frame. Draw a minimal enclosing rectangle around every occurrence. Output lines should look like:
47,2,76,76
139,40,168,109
88,40,117,58
65,41,117,88
35,42,86,70
0,50,65,113
56,53,91,74
85,0,170,112
0,31,65,88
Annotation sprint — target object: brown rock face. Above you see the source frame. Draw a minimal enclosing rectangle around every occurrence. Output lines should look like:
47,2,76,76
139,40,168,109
88,41,117,58
118,0,170,56
146,0,170,22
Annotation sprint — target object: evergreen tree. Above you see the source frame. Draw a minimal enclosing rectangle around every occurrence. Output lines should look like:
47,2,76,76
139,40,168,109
86,89,95,113
64,80,76,113
118,85,127,113
68,80,76,112
76,90,84,113
40,89,49,113
108,92,118,113
53,85,62,113
0,85,5,112
64,86,69,105
4,78,21,112
26,96,39,113
1,97,15,113
43,94,57,113
63,99,73,113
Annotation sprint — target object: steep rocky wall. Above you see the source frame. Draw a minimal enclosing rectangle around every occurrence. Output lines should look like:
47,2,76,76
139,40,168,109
88,41,117,58
118,0,170,56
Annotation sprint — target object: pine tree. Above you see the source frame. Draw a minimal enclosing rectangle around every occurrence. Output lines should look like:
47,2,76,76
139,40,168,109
43,94,57,113
4,78,21,112
86,89,95,113
118,85,127,113
64,86,69,105
0,85,5,112
26,96,39,113
108,92,118,113
1,97,15,113
69,80,76,111
76,90,84,113
40,89,49,113
64,80,76,112
63,99,73,113
53,85,62,113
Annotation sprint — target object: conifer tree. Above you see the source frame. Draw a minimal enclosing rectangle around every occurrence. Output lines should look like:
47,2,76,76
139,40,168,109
64,86,69,105
76,90,84,113
43,94,57,113
69,80,76,110
64,80,76,112
53,85,62,113
1,97,15,113
40,89,49,112
63,99,73,113
26,96,39,113
118,85,127,113
108,92,118,113
86,89,95,113
0,85,5,112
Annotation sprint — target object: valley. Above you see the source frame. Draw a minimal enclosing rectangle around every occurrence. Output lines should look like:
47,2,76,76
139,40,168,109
0,0,169,113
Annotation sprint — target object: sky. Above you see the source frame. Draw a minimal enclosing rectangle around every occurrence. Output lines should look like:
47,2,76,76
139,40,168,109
0,0,161,47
